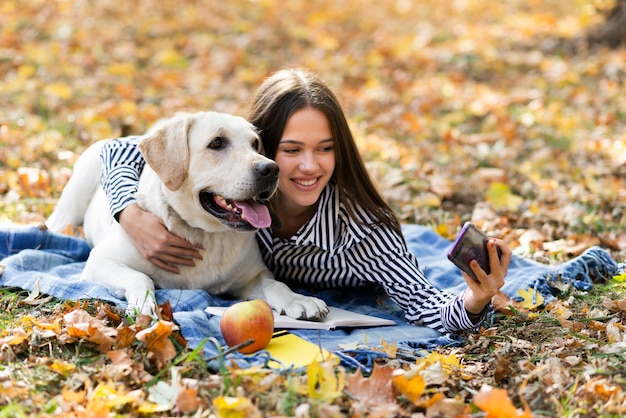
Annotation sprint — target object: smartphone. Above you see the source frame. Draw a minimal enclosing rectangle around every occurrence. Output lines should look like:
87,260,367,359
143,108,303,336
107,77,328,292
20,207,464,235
447,222,501,282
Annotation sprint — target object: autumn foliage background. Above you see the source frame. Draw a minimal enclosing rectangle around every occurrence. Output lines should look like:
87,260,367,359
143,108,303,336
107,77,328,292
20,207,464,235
0,0,625,416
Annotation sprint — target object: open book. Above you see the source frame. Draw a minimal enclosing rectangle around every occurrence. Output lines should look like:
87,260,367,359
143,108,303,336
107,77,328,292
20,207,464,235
204,305,396,330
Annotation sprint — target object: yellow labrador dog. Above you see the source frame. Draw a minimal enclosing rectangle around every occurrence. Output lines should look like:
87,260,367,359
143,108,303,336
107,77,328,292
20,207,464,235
47,111,328,320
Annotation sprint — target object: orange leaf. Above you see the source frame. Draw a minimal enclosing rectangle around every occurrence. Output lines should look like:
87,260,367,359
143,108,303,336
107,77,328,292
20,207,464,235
176,387,202,414
136,320,178,369
473,384,532,418
64,308,117,352
391,368,426,404
345,364,396,407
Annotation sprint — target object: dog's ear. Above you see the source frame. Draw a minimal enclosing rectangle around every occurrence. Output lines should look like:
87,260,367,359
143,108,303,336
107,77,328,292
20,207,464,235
139,116,191,191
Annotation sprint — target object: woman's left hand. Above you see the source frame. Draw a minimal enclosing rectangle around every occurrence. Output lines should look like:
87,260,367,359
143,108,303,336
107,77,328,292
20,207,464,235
462,238,512,315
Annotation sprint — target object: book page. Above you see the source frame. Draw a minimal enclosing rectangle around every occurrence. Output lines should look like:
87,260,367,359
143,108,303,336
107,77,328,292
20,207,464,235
204,305,396,330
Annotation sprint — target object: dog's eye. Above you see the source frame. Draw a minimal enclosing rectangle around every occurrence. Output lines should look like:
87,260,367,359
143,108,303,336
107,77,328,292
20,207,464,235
208,137,224,150
252,139,260,152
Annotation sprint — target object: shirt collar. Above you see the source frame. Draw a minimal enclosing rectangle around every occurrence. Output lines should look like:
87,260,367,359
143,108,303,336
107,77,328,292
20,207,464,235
293,183,339,250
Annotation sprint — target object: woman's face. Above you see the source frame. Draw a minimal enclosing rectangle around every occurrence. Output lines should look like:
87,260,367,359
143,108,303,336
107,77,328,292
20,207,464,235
273,107,335,213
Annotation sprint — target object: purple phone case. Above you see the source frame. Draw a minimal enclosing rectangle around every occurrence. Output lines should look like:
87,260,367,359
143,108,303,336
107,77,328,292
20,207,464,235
447,222,497,282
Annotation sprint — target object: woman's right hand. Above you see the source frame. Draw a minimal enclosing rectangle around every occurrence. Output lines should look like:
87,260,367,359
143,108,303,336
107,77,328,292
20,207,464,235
118,203,203,273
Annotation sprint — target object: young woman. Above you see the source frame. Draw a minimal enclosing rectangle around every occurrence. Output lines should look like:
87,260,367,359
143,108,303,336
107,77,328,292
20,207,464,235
100,68,512,333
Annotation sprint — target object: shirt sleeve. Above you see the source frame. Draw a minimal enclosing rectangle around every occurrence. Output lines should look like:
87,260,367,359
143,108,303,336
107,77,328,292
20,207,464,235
349,226,489,333
99,136,145,220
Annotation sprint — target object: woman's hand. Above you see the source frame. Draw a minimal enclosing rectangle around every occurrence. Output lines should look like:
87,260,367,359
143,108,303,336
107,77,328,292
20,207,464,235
462,238,512,315
118,203,203,273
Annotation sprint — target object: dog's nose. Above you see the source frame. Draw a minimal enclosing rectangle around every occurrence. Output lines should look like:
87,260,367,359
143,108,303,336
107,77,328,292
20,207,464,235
255,161,279,178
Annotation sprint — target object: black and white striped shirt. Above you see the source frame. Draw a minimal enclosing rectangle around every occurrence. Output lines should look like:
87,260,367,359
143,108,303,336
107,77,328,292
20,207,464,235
100,138,484,333
256,184,482,333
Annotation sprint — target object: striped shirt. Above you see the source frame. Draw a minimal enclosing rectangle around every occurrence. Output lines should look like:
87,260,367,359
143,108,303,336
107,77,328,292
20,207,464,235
100,136,144,220
100,138,486,333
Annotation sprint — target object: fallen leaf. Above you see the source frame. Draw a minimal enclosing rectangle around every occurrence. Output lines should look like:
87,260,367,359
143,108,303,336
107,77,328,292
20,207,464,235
176,387,202,414
473,384,532,418
391,368,426,404
307,360,345,402
380,339,397,358
425,396,469,417
491,291,517,315
420,351,461,375
517,288,545,310
212,396,262,418
345,364,396,407
18,280,53,306
493,354,511,384
136,320,179,369
64,308,117,352
486,182,524,212
50,359,76,375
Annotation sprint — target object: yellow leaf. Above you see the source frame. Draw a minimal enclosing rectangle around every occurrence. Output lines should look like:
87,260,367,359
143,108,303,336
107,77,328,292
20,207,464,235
4,329,28,345
155,49,188,68
517,288,544,310
307,360,345,402
213,396,261,418
612,272,626,283
17,65,36,79
137,400,172,414
50,359,76,375
44,83,73,100
380,339,397,358
486,182,524,212
106,63,136,77
434,223,450,239
118,99,138,115
20,315,61,332
420,351,461,375
391,368,426,404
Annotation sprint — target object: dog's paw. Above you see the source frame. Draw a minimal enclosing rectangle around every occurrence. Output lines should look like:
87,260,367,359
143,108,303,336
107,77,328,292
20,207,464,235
281,295,329,321
125,292,157,317
125,303,156,318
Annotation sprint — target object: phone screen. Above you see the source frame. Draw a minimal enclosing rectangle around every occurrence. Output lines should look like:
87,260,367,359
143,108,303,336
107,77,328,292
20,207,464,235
447,222,493,282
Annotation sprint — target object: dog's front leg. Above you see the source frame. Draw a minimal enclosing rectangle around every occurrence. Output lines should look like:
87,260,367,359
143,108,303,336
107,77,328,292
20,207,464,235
241,272,329,321
81,256,158,317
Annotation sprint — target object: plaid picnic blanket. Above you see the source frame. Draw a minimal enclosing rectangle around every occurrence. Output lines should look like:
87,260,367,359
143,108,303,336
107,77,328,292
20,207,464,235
0,223,621,371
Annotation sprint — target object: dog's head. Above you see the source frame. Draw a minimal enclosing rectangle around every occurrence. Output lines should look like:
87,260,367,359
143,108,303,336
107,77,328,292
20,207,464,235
138,111,278,232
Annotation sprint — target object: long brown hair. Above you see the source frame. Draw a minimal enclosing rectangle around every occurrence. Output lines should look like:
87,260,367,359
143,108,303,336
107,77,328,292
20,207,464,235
247,68,403,237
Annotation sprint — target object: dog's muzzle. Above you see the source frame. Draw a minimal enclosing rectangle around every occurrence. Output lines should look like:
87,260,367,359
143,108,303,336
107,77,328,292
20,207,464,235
199,161,278,231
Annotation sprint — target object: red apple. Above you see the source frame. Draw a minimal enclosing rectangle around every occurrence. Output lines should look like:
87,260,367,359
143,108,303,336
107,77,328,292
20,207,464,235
220,299,275,354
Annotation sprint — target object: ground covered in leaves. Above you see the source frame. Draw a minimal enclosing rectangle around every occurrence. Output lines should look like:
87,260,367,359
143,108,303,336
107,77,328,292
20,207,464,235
0,0,625,416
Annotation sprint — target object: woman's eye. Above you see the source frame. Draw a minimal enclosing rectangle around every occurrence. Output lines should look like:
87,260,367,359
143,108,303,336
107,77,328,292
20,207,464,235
208,137,224,149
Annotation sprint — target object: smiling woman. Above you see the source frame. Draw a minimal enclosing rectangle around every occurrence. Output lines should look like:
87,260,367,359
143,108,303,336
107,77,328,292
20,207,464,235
269,107,336,238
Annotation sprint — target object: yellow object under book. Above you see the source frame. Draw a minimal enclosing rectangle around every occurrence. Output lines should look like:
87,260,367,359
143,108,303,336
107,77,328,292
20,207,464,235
263,330,339,369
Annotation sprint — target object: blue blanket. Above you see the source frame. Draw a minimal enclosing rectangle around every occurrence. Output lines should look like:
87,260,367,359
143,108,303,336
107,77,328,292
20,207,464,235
0,223,621,371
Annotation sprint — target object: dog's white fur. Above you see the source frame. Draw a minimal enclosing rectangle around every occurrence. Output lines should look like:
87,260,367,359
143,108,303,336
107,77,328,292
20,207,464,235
47,111,328,319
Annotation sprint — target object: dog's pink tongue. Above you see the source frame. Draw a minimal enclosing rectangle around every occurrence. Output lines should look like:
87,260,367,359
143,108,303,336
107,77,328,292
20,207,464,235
234,201,272,228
